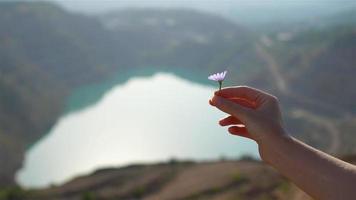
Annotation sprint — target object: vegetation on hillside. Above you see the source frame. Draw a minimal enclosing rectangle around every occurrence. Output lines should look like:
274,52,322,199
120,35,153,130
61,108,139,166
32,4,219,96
0,1,355,189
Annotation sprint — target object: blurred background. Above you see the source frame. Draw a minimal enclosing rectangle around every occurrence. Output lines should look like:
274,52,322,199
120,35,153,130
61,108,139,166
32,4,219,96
0,0,355,199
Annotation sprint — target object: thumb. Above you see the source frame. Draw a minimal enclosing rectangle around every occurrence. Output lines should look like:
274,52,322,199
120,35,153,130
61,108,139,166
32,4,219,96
211,95,252,121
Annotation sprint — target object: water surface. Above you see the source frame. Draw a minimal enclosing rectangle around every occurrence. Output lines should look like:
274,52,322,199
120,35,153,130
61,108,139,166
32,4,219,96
17,72,258,188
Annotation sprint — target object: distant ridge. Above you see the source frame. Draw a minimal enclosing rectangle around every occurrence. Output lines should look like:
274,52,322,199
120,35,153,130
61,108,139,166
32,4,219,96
0,1,355,188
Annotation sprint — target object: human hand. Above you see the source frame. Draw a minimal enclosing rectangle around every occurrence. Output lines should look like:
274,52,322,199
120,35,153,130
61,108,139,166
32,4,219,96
209,86,288,147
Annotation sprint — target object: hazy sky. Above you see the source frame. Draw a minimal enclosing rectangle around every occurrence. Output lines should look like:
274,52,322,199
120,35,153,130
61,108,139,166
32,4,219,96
7,0,356,25
43,0,355,15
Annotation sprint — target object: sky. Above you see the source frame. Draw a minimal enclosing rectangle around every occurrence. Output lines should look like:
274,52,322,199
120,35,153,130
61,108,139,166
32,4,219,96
17,0,352,25
46,0,354,13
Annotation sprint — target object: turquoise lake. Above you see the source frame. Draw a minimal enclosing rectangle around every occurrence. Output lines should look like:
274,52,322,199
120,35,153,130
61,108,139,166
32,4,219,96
16,72,259,188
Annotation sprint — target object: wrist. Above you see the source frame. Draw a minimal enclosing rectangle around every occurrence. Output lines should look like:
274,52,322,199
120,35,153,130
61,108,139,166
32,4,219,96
257,128,293,163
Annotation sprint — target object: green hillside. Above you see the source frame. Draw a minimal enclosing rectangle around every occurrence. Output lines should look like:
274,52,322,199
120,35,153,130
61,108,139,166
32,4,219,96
0,1,355,189
0,2,261,186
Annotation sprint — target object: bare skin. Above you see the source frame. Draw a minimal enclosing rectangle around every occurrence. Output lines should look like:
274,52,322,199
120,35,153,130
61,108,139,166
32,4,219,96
209,86,356,200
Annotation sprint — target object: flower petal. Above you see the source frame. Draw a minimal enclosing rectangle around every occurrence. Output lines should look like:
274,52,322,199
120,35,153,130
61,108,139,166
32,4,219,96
208,75,215,81
208,71,228,82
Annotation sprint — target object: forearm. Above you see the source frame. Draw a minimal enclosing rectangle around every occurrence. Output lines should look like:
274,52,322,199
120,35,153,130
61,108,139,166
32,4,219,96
259,131,356,200
210,86,356,199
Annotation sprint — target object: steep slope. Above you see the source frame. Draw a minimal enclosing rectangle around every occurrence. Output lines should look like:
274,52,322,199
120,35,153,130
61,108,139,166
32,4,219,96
254,23,356,155
261,24,356,116
100,9,263,83
0,1,355,189
0,2,259,186
292,30,356,114
0,2,124,185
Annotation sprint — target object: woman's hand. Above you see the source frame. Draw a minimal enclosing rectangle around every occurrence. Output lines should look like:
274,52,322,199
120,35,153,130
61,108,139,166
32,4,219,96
209,86,289,157
210,86,356,199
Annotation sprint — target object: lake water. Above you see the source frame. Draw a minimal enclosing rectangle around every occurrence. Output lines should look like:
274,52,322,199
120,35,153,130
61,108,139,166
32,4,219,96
16,72,258,188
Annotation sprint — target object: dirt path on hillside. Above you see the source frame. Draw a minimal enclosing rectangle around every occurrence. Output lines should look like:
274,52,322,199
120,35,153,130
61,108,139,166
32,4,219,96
255,41,351,117
255,44,288,93
255,41,341,154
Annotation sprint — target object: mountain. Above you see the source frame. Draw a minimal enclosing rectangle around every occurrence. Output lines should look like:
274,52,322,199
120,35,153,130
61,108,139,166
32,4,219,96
0,1,356,189
48,0,356,27
0,1,121,185
253,21,356,155
99,8,263,81
0,2,260,186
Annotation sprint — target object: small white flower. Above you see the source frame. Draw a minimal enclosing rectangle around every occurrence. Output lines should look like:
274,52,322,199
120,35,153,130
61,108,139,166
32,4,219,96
208,70,227,90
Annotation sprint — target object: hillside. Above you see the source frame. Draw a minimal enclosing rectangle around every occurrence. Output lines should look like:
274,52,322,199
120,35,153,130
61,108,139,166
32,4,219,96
0,2,261,186
255,23,356,155
0,1,355,189
0,2,119,185
1,159,313,200
3,157,356,200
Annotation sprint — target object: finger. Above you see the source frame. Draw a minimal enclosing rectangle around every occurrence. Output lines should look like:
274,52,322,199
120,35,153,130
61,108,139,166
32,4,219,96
209,99,214,106
219,115,244,126
211,95,252,120
215,86,267,105
230,97,257,109
228,126,253,139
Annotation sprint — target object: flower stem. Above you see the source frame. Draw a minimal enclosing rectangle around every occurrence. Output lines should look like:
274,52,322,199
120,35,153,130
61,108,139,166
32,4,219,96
218,81,222,90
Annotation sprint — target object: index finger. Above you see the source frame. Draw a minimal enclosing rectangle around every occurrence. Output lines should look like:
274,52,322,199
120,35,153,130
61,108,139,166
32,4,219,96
215,86,267,104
